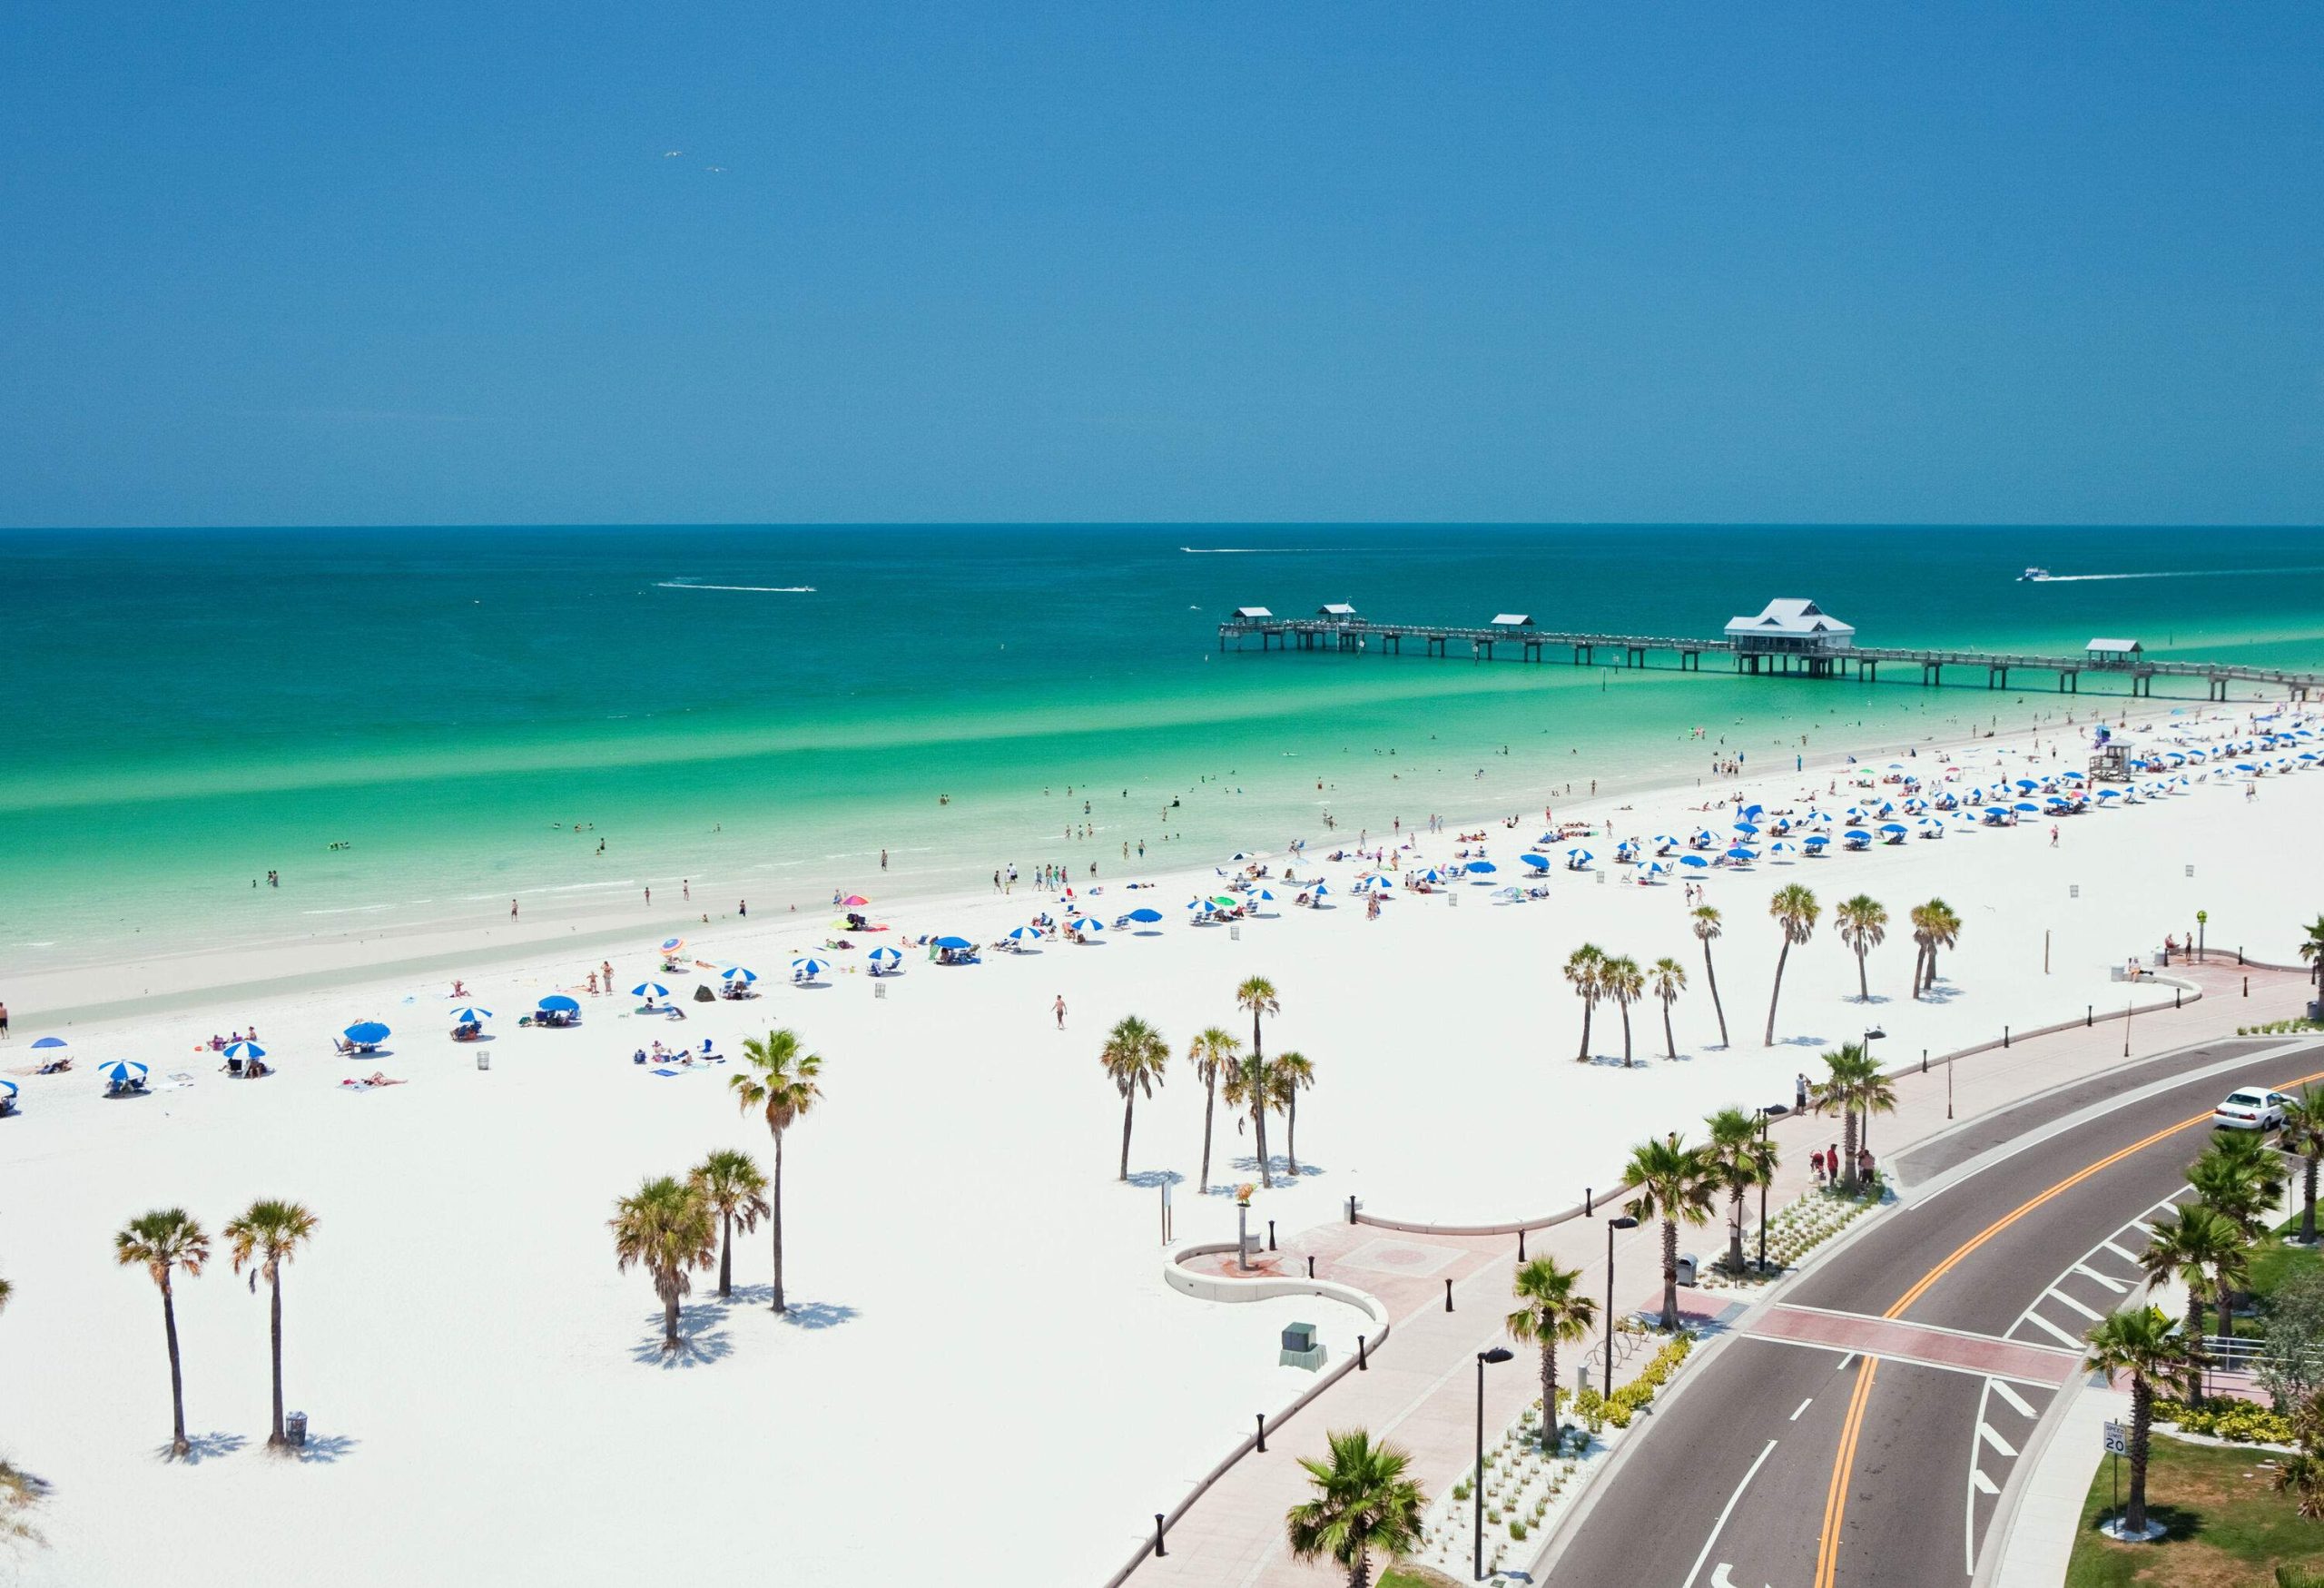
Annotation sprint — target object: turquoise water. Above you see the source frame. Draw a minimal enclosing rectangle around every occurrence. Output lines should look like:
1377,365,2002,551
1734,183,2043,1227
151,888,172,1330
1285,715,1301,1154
5,524,2320,969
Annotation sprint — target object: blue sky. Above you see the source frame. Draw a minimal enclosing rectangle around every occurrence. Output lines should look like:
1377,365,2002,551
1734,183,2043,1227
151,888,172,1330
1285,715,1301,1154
1,2,2317,527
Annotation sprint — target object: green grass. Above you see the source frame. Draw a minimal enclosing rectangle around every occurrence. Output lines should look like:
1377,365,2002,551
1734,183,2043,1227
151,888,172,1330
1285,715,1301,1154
1380,1568,1462,1588
2064,1434,2324,1587
2252,1236,2324,1307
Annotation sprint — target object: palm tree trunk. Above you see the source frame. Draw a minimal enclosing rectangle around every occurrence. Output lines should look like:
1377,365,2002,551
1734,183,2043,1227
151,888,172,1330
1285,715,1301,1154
771,1129,788,1314
718,1209,734,1297
162,1273,189,1458
1661,999,1677,1059
1620,1006,1633,1067
1924,944,1940,993
2183,1287,2205,1400
1763,941,1791,1046
1199,1071,1216,1193
1254,1098,1273,1189
267,1269,286,1447
664,1277,682,1351
2125,1376,2152,1535
1702,943,1728,1046
1576,998,1593,1061
1541,1339,1558,1442
1910,944,1926,1000
2304,1155,2319,1244
1351,1547,1372,1588
1119,1090,1135,1180
1286,1091,1300,1178
1841,1110,1860,1192
1855,947,1868,1001
1660,1217,1679,1330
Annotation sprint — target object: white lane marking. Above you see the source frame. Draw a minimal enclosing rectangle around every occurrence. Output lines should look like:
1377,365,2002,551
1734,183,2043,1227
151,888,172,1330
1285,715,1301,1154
1978,1422,2020,1458
1987,1378,2037,1419
2022,1308,2085,1348
1790,1396,1814,1421
2131,1218,2159,1237
2101,1239,2141,1264
1710,1567,1771,1588
1965,1378,1995,1577
2045,1286,2103,1321
1837,1353,1857,1371
1970,1466,1999,1494
1680,1438,1779,1588
2073,1262,2131,1294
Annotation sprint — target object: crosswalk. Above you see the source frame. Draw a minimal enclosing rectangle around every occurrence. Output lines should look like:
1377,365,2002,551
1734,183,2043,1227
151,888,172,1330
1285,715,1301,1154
1957,1189,2188,1574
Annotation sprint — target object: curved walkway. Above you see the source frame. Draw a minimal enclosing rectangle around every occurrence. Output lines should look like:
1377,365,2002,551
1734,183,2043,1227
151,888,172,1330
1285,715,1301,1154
1116,962,2308,1587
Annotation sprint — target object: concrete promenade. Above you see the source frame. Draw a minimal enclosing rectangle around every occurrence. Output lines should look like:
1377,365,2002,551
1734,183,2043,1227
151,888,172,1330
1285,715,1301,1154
1121,961,2310,1586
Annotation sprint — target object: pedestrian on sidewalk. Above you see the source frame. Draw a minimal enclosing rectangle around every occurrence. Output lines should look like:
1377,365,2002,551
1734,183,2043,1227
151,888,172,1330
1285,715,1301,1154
1796,1070,1808,1112
1857,1147,1875,1182
1810,1149,1825,1186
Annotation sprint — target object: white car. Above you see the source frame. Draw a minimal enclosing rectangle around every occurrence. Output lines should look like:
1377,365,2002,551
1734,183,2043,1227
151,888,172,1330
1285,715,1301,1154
2213,1088,2293,1130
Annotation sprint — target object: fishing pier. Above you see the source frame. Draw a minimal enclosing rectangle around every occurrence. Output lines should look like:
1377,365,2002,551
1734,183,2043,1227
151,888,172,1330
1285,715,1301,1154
1219,599,2323,703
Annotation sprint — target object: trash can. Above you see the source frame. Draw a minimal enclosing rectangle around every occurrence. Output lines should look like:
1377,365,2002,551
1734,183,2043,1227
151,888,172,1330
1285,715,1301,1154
476,1051,490,1071
1674,1253,1699,1287
285,1411,308,1447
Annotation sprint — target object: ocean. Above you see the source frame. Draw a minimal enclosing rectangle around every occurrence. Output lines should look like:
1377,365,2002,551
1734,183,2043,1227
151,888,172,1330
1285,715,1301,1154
5,523,2319,972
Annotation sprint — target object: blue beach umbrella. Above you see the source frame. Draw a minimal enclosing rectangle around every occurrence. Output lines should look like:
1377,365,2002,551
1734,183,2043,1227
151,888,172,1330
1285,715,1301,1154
1067,917,1103,934
1520,853,1551,871
932,935,973,951
537,994,579,1013
344,1021,390,1045
1256,889,1275,902
1742,804,1764,819
1008,923,1047,942
1802,833,1829,849
0,1079,15,1098
2014,802,2041,813
222,1040,267,1061
868,945,902,965
720,965,758,984
450,1007,494,1023
1127,907,1164,922
1726,845,1758,862
1311,883,1330,897
629,982,669,1000
29,1036,67,1053
791,957,829,981
101,1060,149,1084
1466,860,1498,874
1877,823,1907,834
1679,853,1709,869
1733,822,1759,836
1843,831,1872,847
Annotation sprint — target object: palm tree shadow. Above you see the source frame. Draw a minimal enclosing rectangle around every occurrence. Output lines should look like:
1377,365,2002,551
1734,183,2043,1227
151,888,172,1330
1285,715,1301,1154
171,1431,247,1465
296,1434,359,1465
779,1300,860,1331
1128,1169,1184,1189
1777,1033,1831,1048
629,1299,735,1367
1919,984,1965,1004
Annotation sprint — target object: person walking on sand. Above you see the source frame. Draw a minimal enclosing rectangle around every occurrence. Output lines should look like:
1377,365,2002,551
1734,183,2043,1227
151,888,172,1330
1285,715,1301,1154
645,886,652,905
510,899,519,918
881,847,889,870
739,900,748,916
0,1001,9,1040
1053,994,1067,1031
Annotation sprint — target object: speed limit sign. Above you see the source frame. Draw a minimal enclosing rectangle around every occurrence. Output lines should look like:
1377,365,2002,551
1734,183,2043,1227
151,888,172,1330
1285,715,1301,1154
2103,1420,2128,1455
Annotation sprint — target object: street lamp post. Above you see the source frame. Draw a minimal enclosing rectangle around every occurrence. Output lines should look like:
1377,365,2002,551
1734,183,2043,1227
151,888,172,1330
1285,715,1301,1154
1604,1215,1640,1403
1474,1346,1513,1580
1860,1027,1886,1155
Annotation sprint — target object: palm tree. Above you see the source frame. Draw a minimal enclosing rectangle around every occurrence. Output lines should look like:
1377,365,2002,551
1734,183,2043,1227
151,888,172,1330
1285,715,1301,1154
1187,1026,1242,1194
1222,1052,1279,1189
1809,1043,1893,1190
2085,1307,2201,1540
1564,944,1606,1062
2273,1391,2324,1520
731,1027,823,1314
1691,907,1729,1048
1907,902,1935,999
1763,884,1820,1046
1701,1108,1774,1272
2191,1130,2289,1239
1284,1428,1427,1588
1649,957,1688,1059
1099,1015,1170,1181
1624,1132,1716,1330
610,1175,719,1353
687,1148,768,1298
2282,1087,2324,1244
2137,1204,2248,1393
1506,1259,1597,1445
1236,977,1283,1187
1270,1052,1316,1178
1836,894,1886,1002
222,1198,318,1449
1601,956,1645,1067
114,1209,210,1457
2299,915,2324,994
1918,899,1961,995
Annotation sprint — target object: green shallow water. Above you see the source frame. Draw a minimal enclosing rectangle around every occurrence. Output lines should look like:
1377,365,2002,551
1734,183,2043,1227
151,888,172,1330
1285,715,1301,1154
4,523,2319,969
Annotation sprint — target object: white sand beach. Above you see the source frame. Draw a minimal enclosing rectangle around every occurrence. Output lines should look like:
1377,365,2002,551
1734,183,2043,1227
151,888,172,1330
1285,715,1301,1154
3,705,2316,1585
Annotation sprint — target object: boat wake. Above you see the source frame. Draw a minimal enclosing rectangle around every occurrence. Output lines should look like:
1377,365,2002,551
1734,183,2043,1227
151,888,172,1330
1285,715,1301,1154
2029,566,2324,584
655,580,818,593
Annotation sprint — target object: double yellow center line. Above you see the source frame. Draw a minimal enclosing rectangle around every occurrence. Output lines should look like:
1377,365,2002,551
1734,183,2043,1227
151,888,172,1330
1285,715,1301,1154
1813,1065,2324,1588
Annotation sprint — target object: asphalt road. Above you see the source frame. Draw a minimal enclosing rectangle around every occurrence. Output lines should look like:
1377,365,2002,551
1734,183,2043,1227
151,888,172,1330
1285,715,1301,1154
1542,1034,2324,1588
